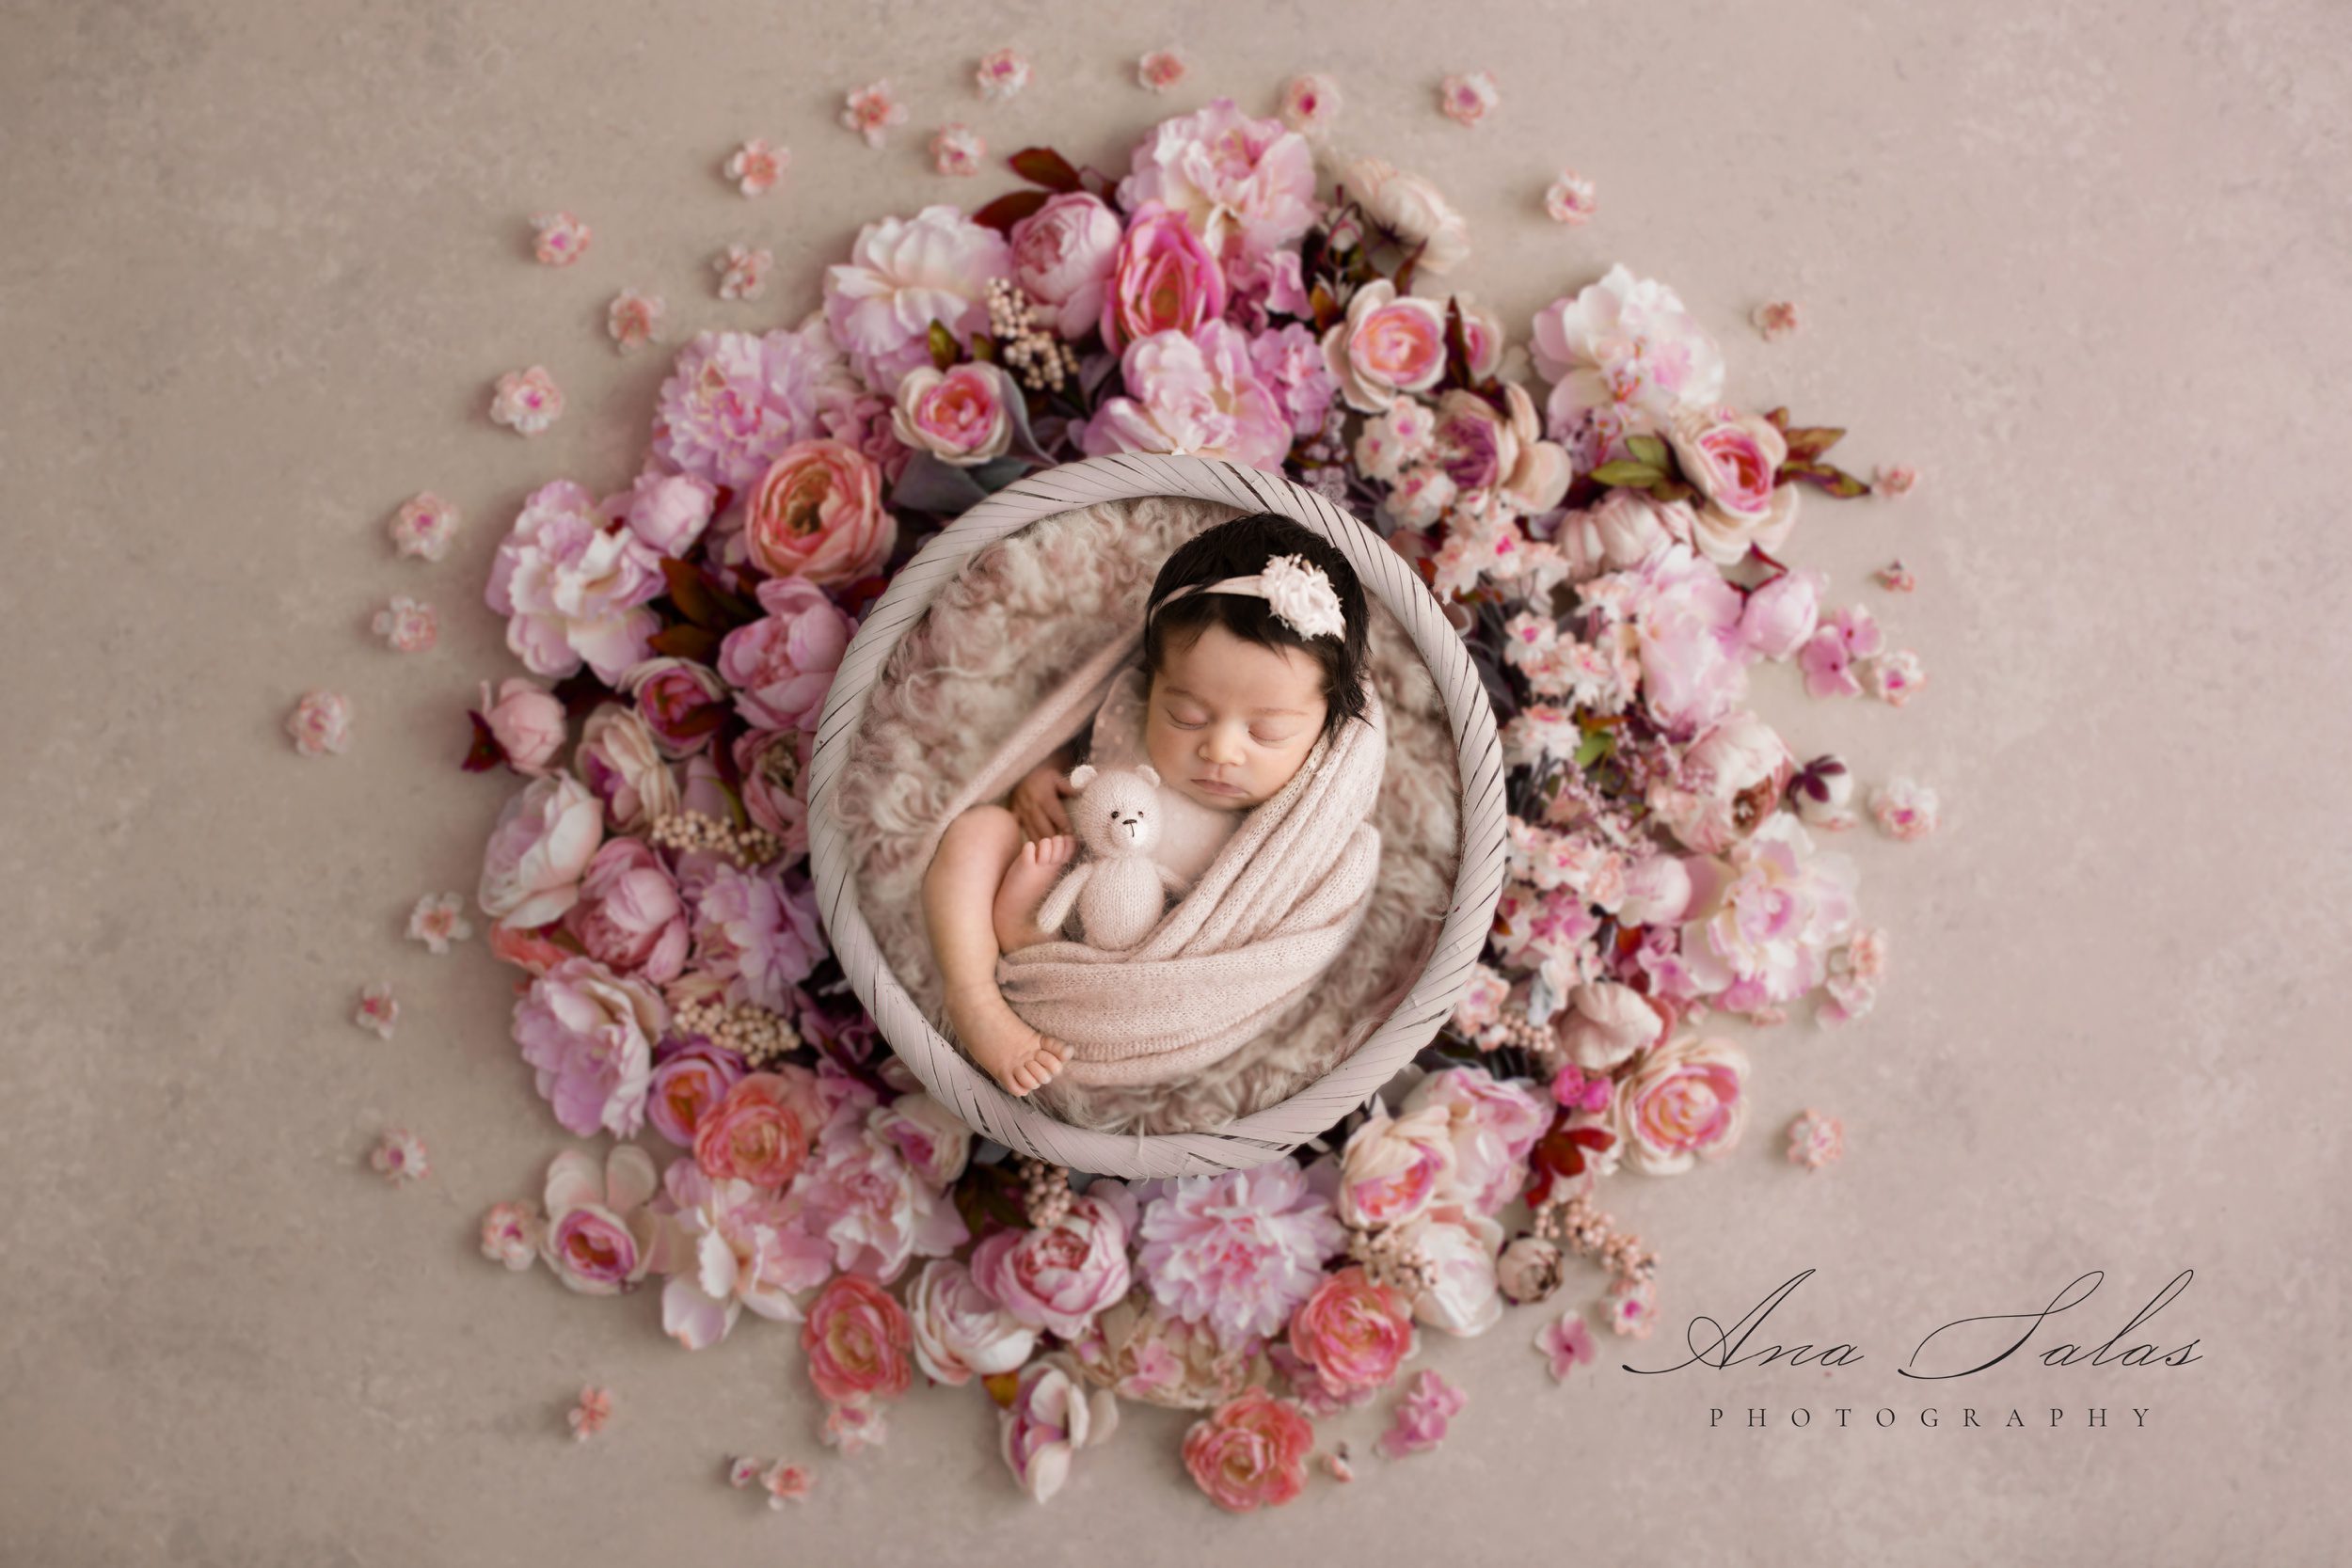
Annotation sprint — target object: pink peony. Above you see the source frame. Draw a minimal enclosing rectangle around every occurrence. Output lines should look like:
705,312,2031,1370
473,677,566,777
718,574,856,733
866,1092,971,1189
649,1160,833,1348
1435,382,1572,516
1113,97,1322,275
1284,1265,1418,1399
1335,1101,1456,1229
822,203,1014,392
1078,321,1293,472
1555,979,1670,1070
741,439,893,588
537,1143,661,1295
908,1258,1037,1386
1740,566,1823,661
1530,262,1724,437
1678,815,1859,1012
1134,1162,1348,1352
800,1273,915,1406
1645,710,1797,856
689,862,826,1013
477,773,603,929
485,479,664,684
564,838,689,981
1182,1387,1314,1513
1323,278,1448,414
513,957,666,1140
1099,200,1228,353
644,1039,746,1148
1400,1066,1550,1216
1399,1204,1506,1336
969,1186,1139,1341
649,320,864,494
889,361,1015,467
1610,1034,1751,1176
1000,1352,1119,1503
620,467,718,557
623,657,728,758
794,1122,970,1285
1008,192,1123,341
1248,322,1341,439
692,1068,821,1189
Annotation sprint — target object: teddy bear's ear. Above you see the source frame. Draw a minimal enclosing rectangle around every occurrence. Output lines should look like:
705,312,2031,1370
1069,764,1096,790
1136,765,1161,786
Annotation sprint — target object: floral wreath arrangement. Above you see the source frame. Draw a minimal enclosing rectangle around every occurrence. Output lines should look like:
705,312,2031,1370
306,55,1938,1514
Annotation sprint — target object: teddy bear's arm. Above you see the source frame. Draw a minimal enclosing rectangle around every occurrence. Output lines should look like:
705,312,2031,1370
1154,863,1194,898
1033,863,1089,937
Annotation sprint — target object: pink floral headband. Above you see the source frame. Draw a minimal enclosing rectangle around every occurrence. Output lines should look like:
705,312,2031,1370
1146,553,1348,641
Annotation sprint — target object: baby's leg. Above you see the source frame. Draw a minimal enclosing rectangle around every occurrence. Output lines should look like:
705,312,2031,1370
993,834,1078,952
920,804,1067,1097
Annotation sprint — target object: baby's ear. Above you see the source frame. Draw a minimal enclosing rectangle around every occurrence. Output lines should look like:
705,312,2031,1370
1136,764,1161,787
1068,764,1096,790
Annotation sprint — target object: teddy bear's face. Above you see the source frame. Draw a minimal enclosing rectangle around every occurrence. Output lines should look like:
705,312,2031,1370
1065,764,1163,858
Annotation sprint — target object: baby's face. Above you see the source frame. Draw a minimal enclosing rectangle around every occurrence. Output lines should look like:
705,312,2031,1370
1144,622,1330,813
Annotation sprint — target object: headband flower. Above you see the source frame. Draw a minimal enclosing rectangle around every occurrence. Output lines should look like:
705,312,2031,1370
1259,554,1347,641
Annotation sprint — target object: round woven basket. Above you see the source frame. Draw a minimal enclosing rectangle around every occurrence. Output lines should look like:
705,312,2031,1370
805,452,1507,1180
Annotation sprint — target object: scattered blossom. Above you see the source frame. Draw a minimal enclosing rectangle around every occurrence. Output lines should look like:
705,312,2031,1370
1438,71,1501,127
1877,559,1916,592
607,290,664,352
568,1385,612,1439
489,366,564,436
930,123,985,177
1278,72,1341,136
821,1398,890,1454
1537,1312,1597,1382
1378,1368,1467,1457
1868,775,1941,840
759,1460,812,1506
389,492,460,562
1865,648,1927,706
1545,168,1597,225
530,212,591,266
372,595,437,654
354,982,398,1039
975,48,1031,102
840,79,909,149
1136,49,1186,93
481,1201,542,1269
713,244,773,302
1753,300,1802,341
286,689,352,757
406,892,473,954
1874,463,1920,498
372,1128,428,1184
1788,1109,1846,1171
724,138,788,196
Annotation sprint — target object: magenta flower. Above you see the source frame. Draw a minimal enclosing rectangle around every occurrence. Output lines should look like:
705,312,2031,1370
1377,1368,1467,1458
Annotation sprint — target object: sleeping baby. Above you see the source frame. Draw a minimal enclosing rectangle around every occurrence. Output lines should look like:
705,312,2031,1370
918,511,1373,1098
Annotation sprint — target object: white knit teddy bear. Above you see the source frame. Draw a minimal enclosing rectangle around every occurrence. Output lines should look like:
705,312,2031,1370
1033,764,1193,951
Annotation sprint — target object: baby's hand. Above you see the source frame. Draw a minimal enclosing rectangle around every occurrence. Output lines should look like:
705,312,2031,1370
1010,763,1077,841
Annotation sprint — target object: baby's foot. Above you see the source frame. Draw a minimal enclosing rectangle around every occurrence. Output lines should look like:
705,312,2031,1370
946,984,1068,1098
993,834,1077,952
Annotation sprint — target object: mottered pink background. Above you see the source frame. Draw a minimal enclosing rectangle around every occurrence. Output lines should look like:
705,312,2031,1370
4,0,2347,1561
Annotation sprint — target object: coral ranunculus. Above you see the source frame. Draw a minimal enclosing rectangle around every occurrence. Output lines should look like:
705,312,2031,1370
1284,1265,1417,1398
742,438,893,587
692,1069,819,1189
801,1272,915,1406
1181,1386,1315,1513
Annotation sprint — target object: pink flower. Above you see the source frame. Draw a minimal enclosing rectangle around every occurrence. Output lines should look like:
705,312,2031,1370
607,290,664,352
513,957,666,1140
1100,200,1228,353
481,1201,543,1270
1788,1108,1845,1171
840,78,910,149
690,862,826,1013
1399,1205,1506,1336
759,1460,813,1506
644,1040,747,1148
1114,97,1322,273
1611,1034,1750,1176
1868,775,1940,840
1182,1387,1313,1513
822,203,1013,391
1665,404,1800,566
620,467,717,557
801,1273,915,1405
1434,382,1571,515
529,212,590,266
1876,559,1916,593
908,1258,1037,1385
713,243,773,301
650,1161,832,1348
568,1386,612,1439
1338,153,1472,276
820,1398,889,1453
1451,962,1512,1042
975,47,1031,102
1679,815,1859,1012
1531,262,1724,435
1284,1265,1417,1401
1545,169,1598,225
575,705,680,834
1323,279,1448,414
406,892,473,955
1864,648,1927,707
1009,192,1123,341
649,324,863,494
1555,980,1670,1070
1606,1272,1659,1338
1438,70,1499,126
1001,1352,1119,1503
354,982,398,1039
724,137,789,196
890,361,1015,467
930,123,985,177
1401,1066,1551,1216
485,479,665,684
478,773,604,929
389,491,460,562
1378,1368,1466,1457
564,839,689,981
1336,1101,1455,1229
622,657,727,757
1079,322,1292,472
1278,72,1342,136
867,1092,971,1188
1537,1312,1597,1382
691,1067,820,1188
372,1128,428,1184
489,366,564,436
1740,567,1824,661
1645,710,1797,856
1134,1162,1348,1352
1753,299,1802,341
472,677,566,777
1136,49,1186,92
795,1122,971,1286
538,1142,662,1295
970,1188,1138,1341
741,439,893,587
1874,462,1920,498
1550,1063,1613,1115
286,689,352,757
734,725,813,854
372,595,437,653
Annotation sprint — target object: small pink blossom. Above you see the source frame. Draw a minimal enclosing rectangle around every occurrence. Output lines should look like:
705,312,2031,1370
1322,1445,1355,1482
841,79,910,149
1753,300,1803,342
1844,927,1889,980
1544,169,1597,225
1874,463,1919,498
355,983,398,1039
930,124,985,177
1605,1272,1658,1338
530,211,591,267
760,1460,813,1507
727,1455,764,1488
607,291,665,353
1799,605,1886,700
1788,1109,1845,1171
568,1385,612,1440
389,492,460,562
1377,1368,1467,1458
372,1128,429,1184
1537,1311,1597,1382
1877,558,1916,592
1550,1063,1613,1115
1868,776,1941,841
489,366,564,436
481,1201,542,1270
1864,649,1927,707
372,595,437,654
406,892,473,955
1278,72,1342,135
1438,71,1500,127
286,689,352,757
1136,49,1186,92
724,137,789,196
713,244,773,302
820,1399,889,1454
975,47,1031,102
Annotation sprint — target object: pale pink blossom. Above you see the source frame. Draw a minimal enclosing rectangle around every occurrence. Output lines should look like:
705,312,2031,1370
1078,322,1292,472
1596,541,1750,740
1009,192,1123,341
568,1385,612,1439
286,689,352,757
539,1143,663,1295
1398,1204,1506,1336
372,1128,428,1184
1277,72,1342,136
820,1399,889,1453
1322,278,1448,414
689,862,826,1013
1874,462,1919,498
1537,1312,1597,1381
1864,648,1927,707
1401,1066,1550,1216
1678,815,1859,1013
1753,300,1802,341
514,958,666,1141
481,1201,543,1270
1336,154,1471,277
1820,970,1878,1026
406,892,473,955
1450,961,1512,1042
530,212,591,266
1336,1101,1456,1229
575,705,681,833
713,244,773,302
489,366,564,436
724,137,789,196
1545,169,1597,225
760,1461,812,1506
1799,604,1886,699
975,47,1031,102
473,677,566,777
840,79,910,149
564,839,688,981
822,203,1014,392
648,1161,833,1348
389,492,460,562
1876,559,1916,593
478,772,604,929
1353,398,1437,481
1134,1161,1348,1352
355,982,398,1039
970,1187,1139,1341
1001,1351,1120,1503
794,1121,970,1286
372,595,438,654
1385,462,1456,530
1788,1108,1845,1171
1606,1272,1659,1338
1611,1034,1750,1176
1438,71,1500,127
485,479,665,683
1868,776,1940,840
930,123,985,177
1114,97,1323,276
1531,262,1724,437
1322,1446,1356,1482
728,1455,766,1489
1377,1368,1467,1458
1136,49,1186,92
908,1258,1037,1385
866,1092,971,1189
1844,927,1889,980
607,290,664,353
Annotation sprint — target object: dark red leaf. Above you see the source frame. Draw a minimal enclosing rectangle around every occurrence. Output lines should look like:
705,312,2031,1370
1008,146,1083,192
651,623,723,662
671,703,727,739
1779,424,1847,463
972,187,1051,235
462,711,506,773
1777,459,1872,499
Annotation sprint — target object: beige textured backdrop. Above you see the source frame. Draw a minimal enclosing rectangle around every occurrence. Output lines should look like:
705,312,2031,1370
5,0,2347,1561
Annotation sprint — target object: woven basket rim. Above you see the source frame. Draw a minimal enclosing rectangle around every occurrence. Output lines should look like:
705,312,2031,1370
804,452,1508,1180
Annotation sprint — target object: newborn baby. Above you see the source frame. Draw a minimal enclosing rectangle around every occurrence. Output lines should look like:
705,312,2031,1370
918,510,1373,1099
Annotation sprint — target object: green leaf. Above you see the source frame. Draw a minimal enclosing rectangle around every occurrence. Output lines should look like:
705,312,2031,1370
1007,146,1083,192
1624,434,1671,468
1780,424,1846,463
1573,728,1613,769
928,321,958,372
1590,459,1666,487
1777,459,1872,499
970,332,998,363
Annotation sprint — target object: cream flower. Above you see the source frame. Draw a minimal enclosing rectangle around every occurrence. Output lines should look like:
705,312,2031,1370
1258,555,1345,641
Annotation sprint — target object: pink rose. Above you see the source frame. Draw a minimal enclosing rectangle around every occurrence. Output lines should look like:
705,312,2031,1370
537,1143,661,1296
644,1040,747,1148
1434,384,1571,516
693,1069,820,1189
1000,1352,1119,1504
1009,191,1123,341
1114,97,1323,271
1335,1101,1456,1229
742,438,893,587
1665,405,1801,566
734,726,813,855
1645,711,1796,856
800,1273,915,1406
1100,200,1227,352
889,361,1015,467
909,1258,1037,1386
623,467,718,557
1739,568,1823,661
513,957,666,1140
564,837,689,981
1611,1034,1750,1175
717,576,855,732
1322,279,1448,414
1284,1265,1417,1399
1181,1387,1314,1513
478,774,604,930
624,657,729,758
474,677,567,777
574,705,680,835
866,1092,971,1188
969,1187,1138,1341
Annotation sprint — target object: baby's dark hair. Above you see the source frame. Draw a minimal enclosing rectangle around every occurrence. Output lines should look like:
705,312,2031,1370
1142,512,1371,748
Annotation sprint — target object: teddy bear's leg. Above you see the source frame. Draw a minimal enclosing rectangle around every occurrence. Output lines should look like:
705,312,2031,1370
995,834,1079,952
921,805,1068,1098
